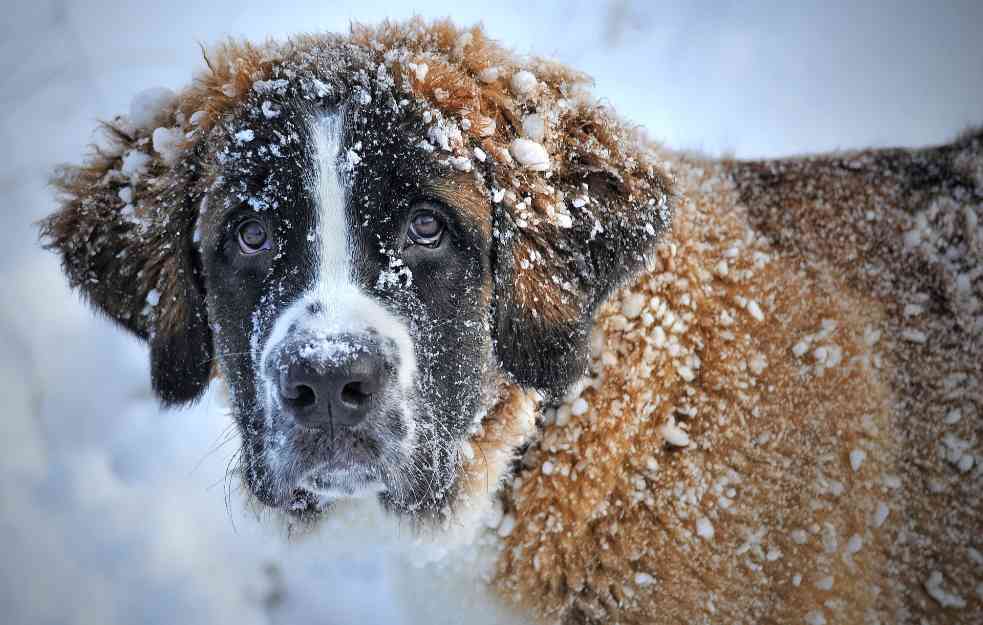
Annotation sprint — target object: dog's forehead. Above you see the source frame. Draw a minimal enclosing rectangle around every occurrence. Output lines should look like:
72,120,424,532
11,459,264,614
207,95,490,233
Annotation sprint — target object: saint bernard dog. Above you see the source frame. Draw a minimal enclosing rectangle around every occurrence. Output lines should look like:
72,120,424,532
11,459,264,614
42,18,981,625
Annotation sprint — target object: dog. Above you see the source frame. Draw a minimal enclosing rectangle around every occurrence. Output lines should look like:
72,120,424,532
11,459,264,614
41,18,981,625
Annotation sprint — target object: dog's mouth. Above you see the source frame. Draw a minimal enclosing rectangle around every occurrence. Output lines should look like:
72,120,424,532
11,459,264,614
252,409,409,515
300,435,388,496
274,461,387,517
277,458,389,516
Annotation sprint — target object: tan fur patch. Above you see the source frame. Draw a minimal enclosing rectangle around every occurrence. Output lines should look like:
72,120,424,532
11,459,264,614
426,173,493,241
456,383,540,521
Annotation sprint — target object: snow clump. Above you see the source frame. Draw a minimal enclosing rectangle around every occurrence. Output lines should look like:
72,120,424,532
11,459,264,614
510,70,538,95
129,87,176,130
509,138,550,171
152,127,184,165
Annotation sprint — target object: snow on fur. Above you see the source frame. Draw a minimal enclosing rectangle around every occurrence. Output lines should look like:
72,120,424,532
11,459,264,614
41,17,671,344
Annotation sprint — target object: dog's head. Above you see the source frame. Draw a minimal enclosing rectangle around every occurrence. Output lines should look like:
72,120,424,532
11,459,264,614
41,20,672,524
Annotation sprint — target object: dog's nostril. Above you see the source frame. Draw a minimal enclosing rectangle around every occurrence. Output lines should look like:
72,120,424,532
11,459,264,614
284,383,317,409
340,381,372,407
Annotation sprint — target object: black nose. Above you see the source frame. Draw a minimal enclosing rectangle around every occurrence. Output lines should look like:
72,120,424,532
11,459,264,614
276,338,386,429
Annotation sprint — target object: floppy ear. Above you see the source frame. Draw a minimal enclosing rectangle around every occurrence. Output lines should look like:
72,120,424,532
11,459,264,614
491,103,673,399
41,118,213,406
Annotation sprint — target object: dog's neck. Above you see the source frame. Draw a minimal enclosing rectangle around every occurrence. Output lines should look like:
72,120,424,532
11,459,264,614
452,381,541,534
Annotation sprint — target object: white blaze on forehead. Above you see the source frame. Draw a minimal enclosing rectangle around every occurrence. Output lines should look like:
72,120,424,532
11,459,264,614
309,111,353,287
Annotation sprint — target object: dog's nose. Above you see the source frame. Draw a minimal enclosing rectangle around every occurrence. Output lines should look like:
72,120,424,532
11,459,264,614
276,339,385,429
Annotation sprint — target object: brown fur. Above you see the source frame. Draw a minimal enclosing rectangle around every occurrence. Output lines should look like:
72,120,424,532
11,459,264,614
426,174,494,241
495,139,982,623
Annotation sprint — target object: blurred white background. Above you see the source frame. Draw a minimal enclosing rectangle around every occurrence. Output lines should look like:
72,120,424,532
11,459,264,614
1,1,981,623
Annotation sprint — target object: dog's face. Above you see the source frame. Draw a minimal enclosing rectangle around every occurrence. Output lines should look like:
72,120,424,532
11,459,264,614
200,97,495,516
41,28,674,525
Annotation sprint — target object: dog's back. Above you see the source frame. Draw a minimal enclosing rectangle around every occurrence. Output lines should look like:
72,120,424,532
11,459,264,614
496,132,982,624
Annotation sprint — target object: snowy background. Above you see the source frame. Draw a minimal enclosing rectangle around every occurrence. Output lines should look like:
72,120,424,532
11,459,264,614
1,1,981,624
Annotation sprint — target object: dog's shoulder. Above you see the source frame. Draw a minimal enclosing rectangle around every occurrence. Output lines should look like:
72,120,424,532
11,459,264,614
496,133,983,624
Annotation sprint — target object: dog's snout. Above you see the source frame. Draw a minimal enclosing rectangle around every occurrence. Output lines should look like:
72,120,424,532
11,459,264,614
276,337,387,429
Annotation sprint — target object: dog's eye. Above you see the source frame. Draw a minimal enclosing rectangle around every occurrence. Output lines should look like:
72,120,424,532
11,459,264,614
407,210,445,247
237,219,271,254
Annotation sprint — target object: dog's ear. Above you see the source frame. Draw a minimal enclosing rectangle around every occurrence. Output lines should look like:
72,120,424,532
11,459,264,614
491,103,674,399
41,117,213,406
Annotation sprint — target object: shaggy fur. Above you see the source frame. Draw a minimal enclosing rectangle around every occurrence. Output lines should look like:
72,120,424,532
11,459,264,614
499,134,983,624
41,18,981,625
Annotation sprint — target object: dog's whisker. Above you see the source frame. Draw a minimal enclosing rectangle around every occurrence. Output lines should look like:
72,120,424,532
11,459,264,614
191,421,240,476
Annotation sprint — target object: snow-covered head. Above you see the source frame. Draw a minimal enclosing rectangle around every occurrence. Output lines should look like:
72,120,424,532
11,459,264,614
41,19,673,524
